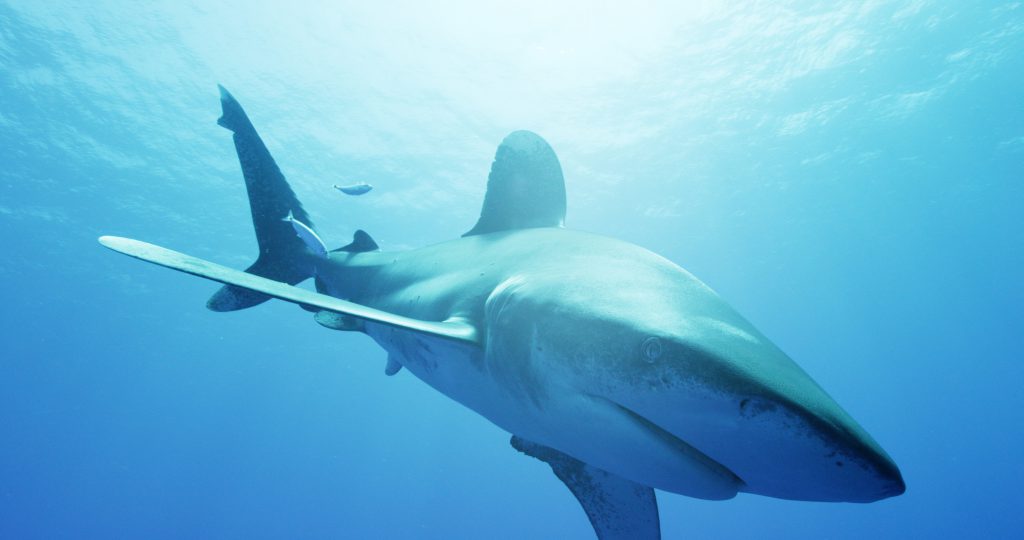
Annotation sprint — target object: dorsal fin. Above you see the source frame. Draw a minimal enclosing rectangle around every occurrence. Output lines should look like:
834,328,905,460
333,230,379,253
463,130,566,237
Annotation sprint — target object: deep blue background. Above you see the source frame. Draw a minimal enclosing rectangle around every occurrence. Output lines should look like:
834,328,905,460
1,2,1021,538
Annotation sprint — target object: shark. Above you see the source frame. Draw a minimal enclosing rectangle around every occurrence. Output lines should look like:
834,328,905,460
99,86,905,539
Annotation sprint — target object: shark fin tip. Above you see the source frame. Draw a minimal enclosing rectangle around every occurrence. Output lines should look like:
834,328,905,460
217,84,233,101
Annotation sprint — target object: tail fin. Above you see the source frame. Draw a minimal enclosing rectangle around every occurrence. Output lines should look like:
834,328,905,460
207,85,316,312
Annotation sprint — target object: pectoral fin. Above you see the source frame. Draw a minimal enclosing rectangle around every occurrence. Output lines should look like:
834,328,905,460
511,436,660,540
99,236,479,345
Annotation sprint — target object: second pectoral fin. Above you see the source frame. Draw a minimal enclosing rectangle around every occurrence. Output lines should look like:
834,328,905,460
511,436,661,540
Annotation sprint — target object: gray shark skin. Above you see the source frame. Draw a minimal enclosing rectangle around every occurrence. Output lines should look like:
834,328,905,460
100,87,905,539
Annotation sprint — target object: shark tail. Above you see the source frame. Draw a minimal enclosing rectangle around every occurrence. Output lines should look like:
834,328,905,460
207,85,317,312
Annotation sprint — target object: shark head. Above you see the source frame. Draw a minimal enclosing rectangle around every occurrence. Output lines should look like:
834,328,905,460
485,235,905,502
599,318,908,503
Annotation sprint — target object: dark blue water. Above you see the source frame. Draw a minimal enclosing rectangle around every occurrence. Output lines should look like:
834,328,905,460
1,2,1021,538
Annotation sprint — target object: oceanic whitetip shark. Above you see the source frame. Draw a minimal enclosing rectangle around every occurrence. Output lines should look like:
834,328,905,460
99,86,905,539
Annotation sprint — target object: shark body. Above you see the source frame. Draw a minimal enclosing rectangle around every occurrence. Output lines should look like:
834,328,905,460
100,87,904,539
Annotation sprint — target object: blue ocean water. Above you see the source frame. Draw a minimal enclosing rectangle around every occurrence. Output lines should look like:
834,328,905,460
1,1,1021,538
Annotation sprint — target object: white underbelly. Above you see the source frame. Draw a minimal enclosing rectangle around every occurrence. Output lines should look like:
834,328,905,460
364,323,528,431
363,323,740,500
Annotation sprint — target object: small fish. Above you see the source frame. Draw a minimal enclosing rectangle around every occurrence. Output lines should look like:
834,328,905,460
333,182,373,196
282,210,328,258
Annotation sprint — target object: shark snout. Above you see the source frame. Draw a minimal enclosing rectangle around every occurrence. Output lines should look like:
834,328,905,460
686,360,907,503
602,334,905,502
622,382,905,502
787,398,906,502
877,468,907,499
843,430,909,502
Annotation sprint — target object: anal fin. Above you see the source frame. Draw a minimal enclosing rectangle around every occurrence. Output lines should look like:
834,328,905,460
511,436,660,540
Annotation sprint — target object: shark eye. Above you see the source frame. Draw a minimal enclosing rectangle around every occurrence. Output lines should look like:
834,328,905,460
641,337,663,362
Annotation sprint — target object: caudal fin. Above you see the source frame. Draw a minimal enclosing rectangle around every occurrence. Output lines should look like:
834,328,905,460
207,85,316,311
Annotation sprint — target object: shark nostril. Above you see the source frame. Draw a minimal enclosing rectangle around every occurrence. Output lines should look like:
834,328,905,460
642,337,663,363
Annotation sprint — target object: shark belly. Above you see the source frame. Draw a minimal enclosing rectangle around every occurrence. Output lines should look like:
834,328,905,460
363,322,495,410
364,321,741,500
364,322,538,437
